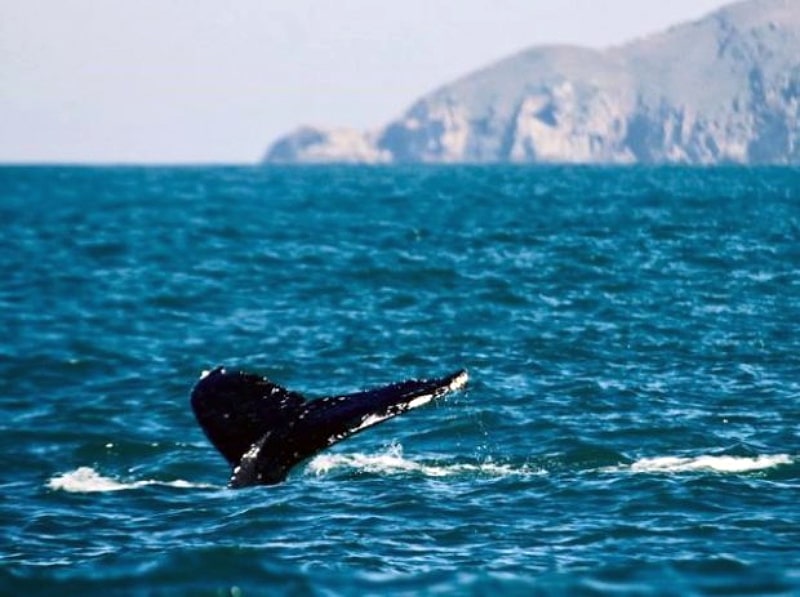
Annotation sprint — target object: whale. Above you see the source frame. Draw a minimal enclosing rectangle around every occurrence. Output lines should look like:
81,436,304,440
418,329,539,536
190,367,469,487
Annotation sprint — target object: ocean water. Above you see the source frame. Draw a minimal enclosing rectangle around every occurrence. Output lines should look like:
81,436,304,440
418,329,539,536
1,165,798,595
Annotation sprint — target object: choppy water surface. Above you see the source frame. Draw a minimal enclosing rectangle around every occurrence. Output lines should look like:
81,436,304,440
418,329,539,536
1,166,798,595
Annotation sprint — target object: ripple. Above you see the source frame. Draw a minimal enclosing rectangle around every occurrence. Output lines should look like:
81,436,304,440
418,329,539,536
3,165,800,595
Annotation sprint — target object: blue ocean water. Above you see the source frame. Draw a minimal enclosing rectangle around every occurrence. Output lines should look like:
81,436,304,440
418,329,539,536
1,165,798,595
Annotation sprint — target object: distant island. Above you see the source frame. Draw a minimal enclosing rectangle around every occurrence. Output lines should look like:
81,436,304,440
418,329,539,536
264,0,800,165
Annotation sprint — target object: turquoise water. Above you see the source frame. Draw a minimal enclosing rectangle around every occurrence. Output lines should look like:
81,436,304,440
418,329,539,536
2,165,799,595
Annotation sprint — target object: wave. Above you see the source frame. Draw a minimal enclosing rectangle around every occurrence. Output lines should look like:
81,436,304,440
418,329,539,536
307,444,543,479
47,453,794,493
47,467,217,493
308,445,794,481
602,454,793,474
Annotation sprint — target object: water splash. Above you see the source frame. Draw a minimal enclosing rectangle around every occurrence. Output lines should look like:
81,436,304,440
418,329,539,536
47,467,217,493
602,454,793,474
307,444,542,479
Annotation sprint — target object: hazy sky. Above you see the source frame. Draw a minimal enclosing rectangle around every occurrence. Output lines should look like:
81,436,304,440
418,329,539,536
1,0,734,164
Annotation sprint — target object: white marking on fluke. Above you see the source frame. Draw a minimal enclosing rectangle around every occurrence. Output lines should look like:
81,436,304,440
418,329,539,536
447,370,469,392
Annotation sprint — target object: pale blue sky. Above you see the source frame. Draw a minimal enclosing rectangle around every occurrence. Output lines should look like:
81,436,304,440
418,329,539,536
1,0,733,164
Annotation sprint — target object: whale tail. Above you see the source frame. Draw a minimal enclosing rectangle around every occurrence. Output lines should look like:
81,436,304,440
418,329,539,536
190,367,468,487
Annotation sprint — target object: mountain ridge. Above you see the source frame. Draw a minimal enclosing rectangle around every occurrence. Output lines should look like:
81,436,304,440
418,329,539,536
264,0,800,165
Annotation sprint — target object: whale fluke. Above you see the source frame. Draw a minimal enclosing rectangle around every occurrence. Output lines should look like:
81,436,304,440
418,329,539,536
190,367,469,487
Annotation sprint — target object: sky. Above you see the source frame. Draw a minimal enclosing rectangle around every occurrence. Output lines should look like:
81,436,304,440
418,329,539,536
1,0,735,164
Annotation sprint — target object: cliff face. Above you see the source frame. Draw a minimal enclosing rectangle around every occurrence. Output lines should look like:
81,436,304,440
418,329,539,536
263,0,800,165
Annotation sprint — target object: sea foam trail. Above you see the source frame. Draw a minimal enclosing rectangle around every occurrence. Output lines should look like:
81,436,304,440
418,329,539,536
307,445,542,479
603,454,793,474
47,467,216,493
47,455,793,493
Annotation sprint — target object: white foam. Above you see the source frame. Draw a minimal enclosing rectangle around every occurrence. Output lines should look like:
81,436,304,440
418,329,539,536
47,467,216,493
307,444,541,479
603,454,793,474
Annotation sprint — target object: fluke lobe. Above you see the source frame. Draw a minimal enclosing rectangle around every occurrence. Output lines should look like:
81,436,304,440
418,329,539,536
190,367,469,488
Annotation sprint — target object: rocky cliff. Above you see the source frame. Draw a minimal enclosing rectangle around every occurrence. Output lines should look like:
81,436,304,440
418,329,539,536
263,0,800,165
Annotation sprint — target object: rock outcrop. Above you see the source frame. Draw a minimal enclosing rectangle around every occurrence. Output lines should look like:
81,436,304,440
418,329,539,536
263,0,800,165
